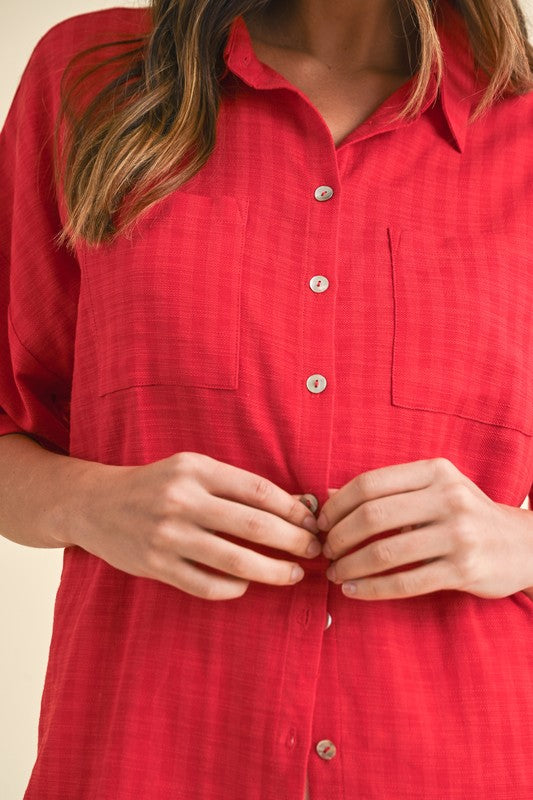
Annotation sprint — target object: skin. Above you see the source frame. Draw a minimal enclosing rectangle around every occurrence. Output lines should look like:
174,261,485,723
243,0,421,147
320,460,533,602
245,0,418,75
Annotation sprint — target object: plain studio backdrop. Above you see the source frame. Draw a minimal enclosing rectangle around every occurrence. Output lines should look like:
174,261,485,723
1,2,532,798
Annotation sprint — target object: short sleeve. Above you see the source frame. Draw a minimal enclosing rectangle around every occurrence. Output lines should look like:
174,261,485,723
0,29,81,455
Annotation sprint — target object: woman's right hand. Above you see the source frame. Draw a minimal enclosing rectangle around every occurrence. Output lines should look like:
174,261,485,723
65,451,322,600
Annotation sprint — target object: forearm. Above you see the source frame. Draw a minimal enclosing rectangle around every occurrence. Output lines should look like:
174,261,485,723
0,433,114,549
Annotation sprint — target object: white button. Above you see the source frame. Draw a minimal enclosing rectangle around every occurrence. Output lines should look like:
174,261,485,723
299,493,319,514
306,374,327,394
314,185,334,201
309,276,329,293
316,739,337,760
324,612,332,630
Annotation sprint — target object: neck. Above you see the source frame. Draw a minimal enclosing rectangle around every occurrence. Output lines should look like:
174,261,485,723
244,0,420,76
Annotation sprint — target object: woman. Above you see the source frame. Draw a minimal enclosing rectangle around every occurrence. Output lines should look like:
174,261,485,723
1,0,532,797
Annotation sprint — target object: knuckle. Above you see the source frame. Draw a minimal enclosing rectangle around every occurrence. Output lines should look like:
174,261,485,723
362,580,382,600
433,456,454,477
250,476,273,505
170,451,203,476
450,515,476,548
328,531,345,553
224,550,248,577
394,572,418,596
143,546,161,575
372,540,394,569
158,480,185,514
146,520,175,554
242,510,264,540
360,500,383,528
455,550,480,583
443,482,472,512
158,485,196,529
356,472,377,499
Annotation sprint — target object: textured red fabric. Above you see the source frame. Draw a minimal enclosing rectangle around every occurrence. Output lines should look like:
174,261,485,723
1,2,533,798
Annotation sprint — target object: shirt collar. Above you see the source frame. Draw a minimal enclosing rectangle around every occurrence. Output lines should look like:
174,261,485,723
435,0,482,152
221,0,480,153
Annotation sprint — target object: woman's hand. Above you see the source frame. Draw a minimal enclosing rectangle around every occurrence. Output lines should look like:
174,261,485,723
65,451,321,601
317,457,533,601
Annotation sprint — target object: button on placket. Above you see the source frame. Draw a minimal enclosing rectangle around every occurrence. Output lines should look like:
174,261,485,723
306,374,327,394
316,739,337,760
309,275,329,293
314,185,334,202
299,493,319,514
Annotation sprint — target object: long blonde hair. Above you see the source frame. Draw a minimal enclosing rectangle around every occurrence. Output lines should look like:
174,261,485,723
54,0,533,248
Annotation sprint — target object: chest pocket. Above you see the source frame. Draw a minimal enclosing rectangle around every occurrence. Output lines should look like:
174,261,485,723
83,193,248,397
388,225,533,436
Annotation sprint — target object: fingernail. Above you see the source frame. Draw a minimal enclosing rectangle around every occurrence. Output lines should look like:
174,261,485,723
291,565,305,582
316,511,327,530
342,581,357,595
302,515,320,533
306,539,322,558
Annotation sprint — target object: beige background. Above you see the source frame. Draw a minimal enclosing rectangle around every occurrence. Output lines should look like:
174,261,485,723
1,2,532,798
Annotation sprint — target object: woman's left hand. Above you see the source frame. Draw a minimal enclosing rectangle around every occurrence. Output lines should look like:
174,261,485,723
318,457,533,601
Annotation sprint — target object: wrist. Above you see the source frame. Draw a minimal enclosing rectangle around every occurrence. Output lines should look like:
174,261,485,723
50,457,125,548
497,503,533,599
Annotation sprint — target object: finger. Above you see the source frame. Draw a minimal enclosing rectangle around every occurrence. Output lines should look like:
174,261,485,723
179,529,305,587
317,457,451,531
198,455,320,532
339,558,459,601
198,494,322,559
327,524,451,584
160,556,250,601
324,486,444,560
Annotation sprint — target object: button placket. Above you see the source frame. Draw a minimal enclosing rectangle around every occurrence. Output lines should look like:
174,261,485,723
306,184,334,398
298,162,341,796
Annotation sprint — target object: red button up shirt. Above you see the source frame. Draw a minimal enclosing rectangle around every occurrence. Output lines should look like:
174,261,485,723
1,2,533,798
